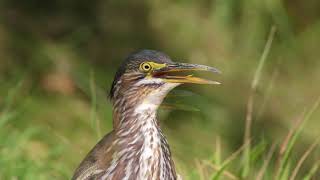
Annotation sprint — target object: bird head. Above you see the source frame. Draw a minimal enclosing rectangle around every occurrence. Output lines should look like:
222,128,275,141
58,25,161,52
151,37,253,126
109,50,220,107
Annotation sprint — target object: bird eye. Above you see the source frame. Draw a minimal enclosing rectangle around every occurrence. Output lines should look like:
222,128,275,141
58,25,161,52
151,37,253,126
140,62,152,72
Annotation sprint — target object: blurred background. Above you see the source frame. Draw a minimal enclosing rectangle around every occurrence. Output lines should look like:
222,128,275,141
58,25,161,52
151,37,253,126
0,0,320,179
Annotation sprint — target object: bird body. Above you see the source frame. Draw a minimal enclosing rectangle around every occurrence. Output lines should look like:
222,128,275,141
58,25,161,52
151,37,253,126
72,50,219,180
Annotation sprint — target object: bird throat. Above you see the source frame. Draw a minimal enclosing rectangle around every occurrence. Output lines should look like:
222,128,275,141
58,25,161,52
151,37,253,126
107,83,179,180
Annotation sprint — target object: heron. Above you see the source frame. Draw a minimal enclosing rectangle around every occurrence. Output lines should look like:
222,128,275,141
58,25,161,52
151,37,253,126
72,49,220,180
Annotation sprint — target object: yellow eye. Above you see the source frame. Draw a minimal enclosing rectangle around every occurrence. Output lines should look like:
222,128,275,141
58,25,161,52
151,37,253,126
140,62,152,72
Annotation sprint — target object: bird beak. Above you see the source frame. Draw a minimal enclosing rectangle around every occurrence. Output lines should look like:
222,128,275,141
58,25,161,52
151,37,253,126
153,62,221,85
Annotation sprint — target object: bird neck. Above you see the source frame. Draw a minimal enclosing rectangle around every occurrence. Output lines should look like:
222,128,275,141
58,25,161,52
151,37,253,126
110,84,178,179
112,82,178,130
112,85,168,142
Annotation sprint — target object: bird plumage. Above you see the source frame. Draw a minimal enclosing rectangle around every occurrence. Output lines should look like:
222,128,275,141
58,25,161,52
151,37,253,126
72,50,219,180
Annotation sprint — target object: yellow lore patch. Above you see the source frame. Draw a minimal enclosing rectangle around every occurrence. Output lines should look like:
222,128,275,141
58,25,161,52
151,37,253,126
139,61,167,74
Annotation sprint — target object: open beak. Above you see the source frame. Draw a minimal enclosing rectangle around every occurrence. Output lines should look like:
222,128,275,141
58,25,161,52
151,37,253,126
153,62,221,85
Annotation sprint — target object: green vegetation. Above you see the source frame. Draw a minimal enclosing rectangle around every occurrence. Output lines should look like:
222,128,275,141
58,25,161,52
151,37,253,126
1,0,320,179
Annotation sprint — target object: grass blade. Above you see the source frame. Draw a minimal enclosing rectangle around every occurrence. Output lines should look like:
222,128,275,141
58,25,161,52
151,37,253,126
195,159,206,180
215,136,222,166
256,143,277,180
1,78,24,113
289,139,319,180
212,141,250,180
202,160,238,180
303,160,320,180
275,96,320,180
90,70,102,139
243,26,277,178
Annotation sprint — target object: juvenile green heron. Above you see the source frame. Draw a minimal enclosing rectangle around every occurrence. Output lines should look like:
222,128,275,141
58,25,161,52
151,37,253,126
72,50,220,180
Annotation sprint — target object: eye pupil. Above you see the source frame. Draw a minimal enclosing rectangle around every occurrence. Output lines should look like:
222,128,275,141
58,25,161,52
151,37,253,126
140,62,152,72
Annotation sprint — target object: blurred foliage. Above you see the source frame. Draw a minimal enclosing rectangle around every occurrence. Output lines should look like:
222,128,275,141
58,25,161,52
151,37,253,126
0,0,320,179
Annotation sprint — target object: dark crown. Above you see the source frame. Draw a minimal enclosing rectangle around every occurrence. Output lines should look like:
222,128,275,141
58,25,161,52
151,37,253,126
109,49,173,99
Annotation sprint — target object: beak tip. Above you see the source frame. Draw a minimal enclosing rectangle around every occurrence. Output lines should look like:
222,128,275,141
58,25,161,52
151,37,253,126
210,81,221,85
209,67,222,74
